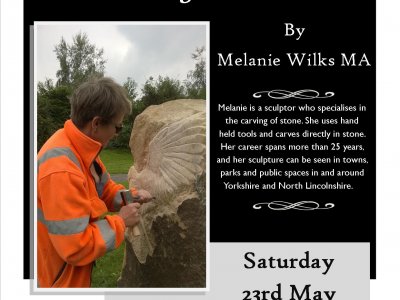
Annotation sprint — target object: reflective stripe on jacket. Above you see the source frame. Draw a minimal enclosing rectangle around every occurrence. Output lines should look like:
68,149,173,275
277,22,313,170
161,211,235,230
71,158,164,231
37,120,131,287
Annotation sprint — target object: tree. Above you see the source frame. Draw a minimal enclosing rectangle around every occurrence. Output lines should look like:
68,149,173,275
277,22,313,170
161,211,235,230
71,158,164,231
123,77,138,101
109,77,140,148
38,32,107,149
37,80,73,149
141,75,185,107
54,32,106,87
185,46,206,99
123,77,145,121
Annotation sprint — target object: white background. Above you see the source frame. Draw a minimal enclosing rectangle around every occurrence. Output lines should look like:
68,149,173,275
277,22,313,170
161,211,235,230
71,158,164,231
1,0,399,299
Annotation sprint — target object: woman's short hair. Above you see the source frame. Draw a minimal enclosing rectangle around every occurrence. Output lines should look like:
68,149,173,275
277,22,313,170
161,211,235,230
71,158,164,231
70,77,132,128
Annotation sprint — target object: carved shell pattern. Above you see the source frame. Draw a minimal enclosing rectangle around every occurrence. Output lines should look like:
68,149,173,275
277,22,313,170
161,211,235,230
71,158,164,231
127,112,206,263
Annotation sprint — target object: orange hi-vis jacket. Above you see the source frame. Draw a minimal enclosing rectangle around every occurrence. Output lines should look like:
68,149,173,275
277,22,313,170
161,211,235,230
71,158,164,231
37,120,134,287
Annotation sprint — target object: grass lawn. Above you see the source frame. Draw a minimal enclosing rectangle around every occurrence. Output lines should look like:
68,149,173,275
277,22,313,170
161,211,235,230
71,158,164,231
91,148,133,287
100,148,133,174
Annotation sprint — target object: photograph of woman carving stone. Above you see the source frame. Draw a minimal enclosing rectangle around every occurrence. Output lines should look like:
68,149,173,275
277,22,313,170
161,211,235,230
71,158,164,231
35,22,207,289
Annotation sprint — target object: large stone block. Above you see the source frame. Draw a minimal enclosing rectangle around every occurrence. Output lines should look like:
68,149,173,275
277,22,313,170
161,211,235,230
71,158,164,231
118,99,206,287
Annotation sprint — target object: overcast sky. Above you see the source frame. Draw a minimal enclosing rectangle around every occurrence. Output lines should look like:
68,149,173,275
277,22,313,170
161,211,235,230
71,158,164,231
36,22,207,90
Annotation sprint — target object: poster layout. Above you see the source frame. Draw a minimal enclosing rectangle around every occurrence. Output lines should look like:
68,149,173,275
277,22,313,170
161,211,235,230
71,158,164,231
23,0,375,296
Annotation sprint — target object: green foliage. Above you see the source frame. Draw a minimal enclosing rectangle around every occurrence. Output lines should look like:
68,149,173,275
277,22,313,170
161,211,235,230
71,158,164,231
99,148,133,174
108,124,133,149
109,77,139,148
37,80,73,149
55,32,106,87
141,75,185,107
185,46,206,99
123,77,138,100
